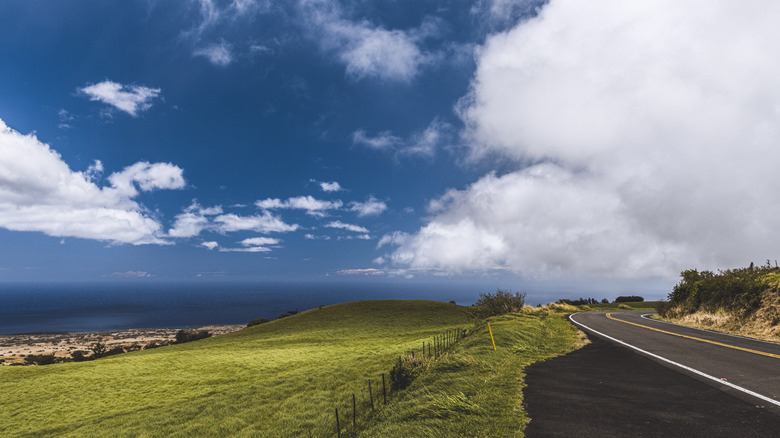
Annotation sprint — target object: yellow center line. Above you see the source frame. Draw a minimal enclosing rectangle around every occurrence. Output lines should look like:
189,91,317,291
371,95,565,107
605,313,780,360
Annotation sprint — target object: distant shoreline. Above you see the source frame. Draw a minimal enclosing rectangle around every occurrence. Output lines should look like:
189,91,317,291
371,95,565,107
0,324,244,365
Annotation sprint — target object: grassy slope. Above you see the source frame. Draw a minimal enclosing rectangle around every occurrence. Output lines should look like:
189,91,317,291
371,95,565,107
1,301,584,438
355,310,585,437
1,300,471,437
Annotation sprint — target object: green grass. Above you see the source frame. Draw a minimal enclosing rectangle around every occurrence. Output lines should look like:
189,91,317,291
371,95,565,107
0,300,471,437
0,300,583,437
353,311,584,437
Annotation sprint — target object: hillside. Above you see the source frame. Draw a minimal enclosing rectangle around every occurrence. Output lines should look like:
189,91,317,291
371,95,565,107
0,300,582,437
657,263,780,341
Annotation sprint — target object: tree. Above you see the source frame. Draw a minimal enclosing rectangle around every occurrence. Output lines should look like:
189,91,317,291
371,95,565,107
90,342,107,358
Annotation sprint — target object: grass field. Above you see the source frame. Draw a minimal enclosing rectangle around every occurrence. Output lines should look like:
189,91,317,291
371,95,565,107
0,300,583,437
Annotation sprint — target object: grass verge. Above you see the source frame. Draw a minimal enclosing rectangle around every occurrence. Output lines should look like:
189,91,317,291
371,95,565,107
352,310,586,437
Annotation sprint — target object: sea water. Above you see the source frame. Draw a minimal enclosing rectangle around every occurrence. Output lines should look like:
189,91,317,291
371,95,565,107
0,281,488,335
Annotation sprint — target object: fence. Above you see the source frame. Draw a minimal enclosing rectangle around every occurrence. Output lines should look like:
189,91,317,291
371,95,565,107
325,326,469,437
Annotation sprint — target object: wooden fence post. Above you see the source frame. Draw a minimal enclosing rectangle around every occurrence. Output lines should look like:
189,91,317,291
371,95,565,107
369,379,374,410
382,373,387,404
352,394,356,427
336,407,341,438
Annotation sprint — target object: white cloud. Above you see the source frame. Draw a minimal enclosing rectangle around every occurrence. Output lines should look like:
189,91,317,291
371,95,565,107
391,0,780,279
352,130,401,150
213,212,299,233
201,241,219,250
108,161,186,198
255,195,343,217
299,0,439,81
79,80,161,117
319,181,342,192
219,236,282,252
0,118,184,245
353,119,452,158
193,41,233,66
169,202,223,238
349,196,387,217
326,221,369,234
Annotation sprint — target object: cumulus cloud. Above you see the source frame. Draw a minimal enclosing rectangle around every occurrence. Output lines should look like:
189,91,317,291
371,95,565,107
319,181,342,192
79,80,161,117
201,241,220,250
193,41,233,66
299,0,440,81
349,196,387,217
326,221,369,234
0,118,184,245
256,195,343,217
169,202,223,238
389,0,780,279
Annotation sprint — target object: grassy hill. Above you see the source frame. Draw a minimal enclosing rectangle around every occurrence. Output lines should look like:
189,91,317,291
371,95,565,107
0,300,583,437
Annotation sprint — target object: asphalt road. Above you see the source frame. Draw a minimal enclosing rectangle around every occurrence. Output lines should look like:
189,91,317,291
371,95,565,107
524,311,780,437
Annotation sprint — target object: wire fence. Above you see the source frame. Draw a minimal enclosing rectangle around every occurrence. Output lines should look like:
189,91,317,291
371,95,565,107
318,327,469,437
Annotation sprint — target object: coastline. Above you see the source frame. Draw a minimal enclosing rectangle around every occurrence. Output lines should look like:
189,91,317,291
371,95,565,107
0,324,245,365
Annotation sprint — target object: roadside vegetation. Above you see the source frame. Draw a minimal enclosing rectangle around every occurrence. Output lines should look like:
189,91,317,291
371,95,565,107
656,262,780,341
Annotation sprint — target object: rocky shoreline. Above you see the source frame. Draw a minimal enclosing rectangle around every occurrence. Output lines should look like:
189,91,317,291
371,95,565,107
0,324,245,365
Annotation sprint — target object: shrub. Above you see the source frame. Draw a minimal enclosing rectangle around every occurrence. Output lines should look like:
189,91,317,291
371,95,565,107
247,318,270,327
90,342,107,358
174,330,211,344
71,350,89,362
475,289,526,316
615,296,644,303
25,354,57,365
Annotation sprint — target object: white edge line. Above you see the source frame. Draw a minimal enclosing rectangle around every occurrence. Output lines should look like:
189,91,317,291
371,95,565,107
639,313,780,345
569,312,780,408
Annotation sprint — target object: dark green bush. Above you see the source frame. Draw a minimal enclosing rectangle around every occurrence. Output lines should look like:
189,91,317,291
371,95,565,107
475,289,526,316
247,318,270,327
24,354,57,365
615,296,644,303
174,330,211,344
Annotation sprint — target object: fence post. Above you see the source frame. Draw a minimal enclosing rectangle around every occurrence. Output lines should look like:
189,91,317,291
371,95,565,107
336,407,341,438
352,394,356,427
382,373,387,404
369,379,374,410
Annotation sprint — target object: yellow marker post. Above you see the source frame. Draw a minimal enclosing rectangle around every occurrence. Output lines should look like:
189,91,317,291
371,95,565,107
488,322,496,351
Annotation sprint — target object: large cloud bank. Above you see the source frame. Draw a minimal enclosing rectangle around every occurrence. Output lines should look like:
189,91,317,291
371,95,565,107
0,118,184,244
387,0,780,278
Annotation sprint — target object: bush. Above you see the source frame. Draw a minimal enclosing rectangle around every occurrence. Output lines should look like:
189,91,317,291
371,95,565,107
475,289,526,316
24,354,57,365
90,342,107,358
615,296,644,303
247,318,270,327
71,350,89,362
174,330,211,344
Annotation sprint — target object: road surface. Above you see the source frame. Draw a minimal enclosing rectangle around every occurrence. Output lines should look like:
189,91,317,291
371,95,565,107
524,310,780,437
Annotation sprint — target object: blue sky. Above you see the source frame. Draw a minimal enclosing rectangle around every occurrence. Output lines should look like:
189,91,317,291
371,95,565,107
2,1,779,300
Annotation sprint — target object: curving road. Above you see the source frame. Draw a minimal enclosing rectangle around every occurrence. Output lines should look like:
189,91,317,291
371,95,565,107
524,310,780,437
570,310,780,408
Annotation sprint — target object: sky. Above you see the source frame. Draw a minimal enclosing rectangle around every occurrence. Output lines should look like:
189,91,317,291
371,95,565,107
1,0,779,300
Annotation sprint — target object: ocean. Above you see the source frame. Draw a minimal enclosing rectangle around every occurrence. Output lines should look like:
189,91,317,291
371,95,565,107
0,281,489,335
